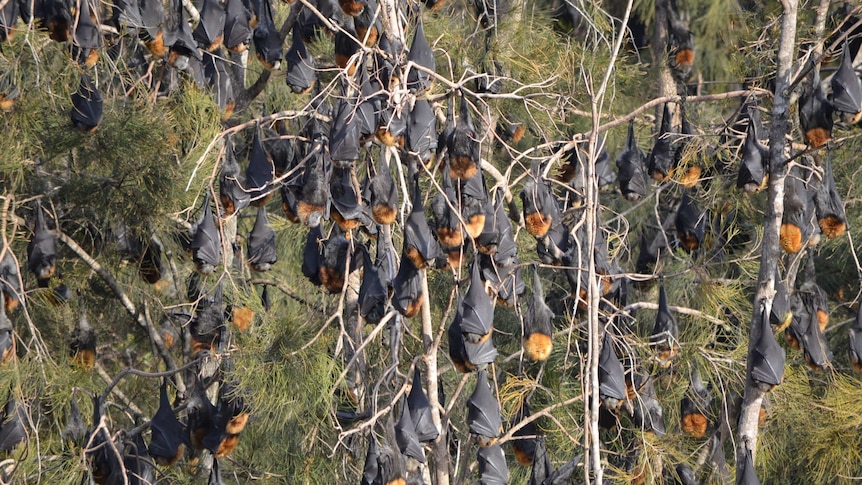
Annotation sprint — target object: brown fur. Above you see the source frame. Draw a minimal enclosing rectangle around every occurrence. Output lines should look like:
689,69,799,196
464,213,486,239
446,251,463,271
405,245,429,270
779,223,803,254
785,332,800,351
449,156,478,180
524,333,552,362
4,295,18,313
805,127,831,148
436,227,463,248
154,279,171,293
339,0,364,16
512,443,534,466
220,195,236,218
0,97,14,112
371,203,397,225
145,31,167,57
656,345,679,367
228,43,248,54
386,479,407,485
282,202,300,223
428,0,446,10
192,338,215,355
168,49,181,67
37,265,56,282
250,192,272,208
675,49,694,67
296,201,324,226
73,349,96,370
215,434,240,457
331,209,362,231
804,352,826,371
2,341,14,363
356,26,378,46
556,163,576,183
404,293,423,318
524,212,552,238
816,309,828,332
334,53,358,76
510,124,527,143
154,443,185,466
232,306,254,332
678,233,700,251
758,406,768,427
452,358,471,373
681,413,708,438
208,35,224,52
162,330,175,349
226,413,249,435
819,216,846,239
650,168,670,182
48,20,70,42
679,165,701,188
84,49,99,68
852,359,862,374
320,266,346,294
375,127,402,147
475,436,498,448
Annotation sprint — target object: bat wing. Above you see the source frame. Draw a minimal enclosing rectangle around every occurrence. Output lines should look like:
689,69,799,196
407,98,437,162
598,332,627,401
359,249,389,324
404,186,443,261
394,402,425,463
406,20,434,92
528,438,552,485
546,454,582,485
330,95,360,162
361,438,380,485
0,399,26,451
651,282,679,341
466,370,501,438
737,448,760,485
407,369,438,442
70,74,103,131
301,227,323,286
460,262,494,335
647,103,675,179
464,335,497,367
248,207,277,269
749,313,786,387
193,0,226,49
246,125,274,197
477,444,509,485
830,42,862,114
191,194,222,267
223,0,252,49
738,120,767,189
391,255,422,316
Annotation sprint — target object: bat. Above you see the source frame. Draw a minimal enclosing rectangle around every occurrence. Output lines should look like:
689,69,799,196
476,59,504,94
477,444,509,485
70,311,95,370
379,422,408,485
850,302,862,373
476,187,509,256
296,142,330,228
204,380,249,457
247,206,277,272
246,123,275,206
392,253,423,318
675,190,705,251
403,177,443,269
329,164,365,231
190,193,222,274
629,372,666,436
521,168,559,239
510,401,537,465
524,265,554,362
330,93,361,163
193,0,226,51
139,0,166,56
0,70,19,112
813,158,847,239
358,243,389,324
284,24,315,94
191,282,226,354
544,454,581,485
496,119,526,145
185,376,218,452
369,157,398,226
675,105,701,188
40,0,72,42
28,201,57,286
62,392,87,449
616,120,648,201
164,0,201,70
799,292,832,371
338,0,363,16
319,229,352,294
830,41,862,123
528,437,551,485
334,25,360,75
464,330,498,369
431,167,464,255
407,368,438,442
780,170,815,254
680,367,711,438
203,52,235,117
447,95,480,180
356,68,381,141
122,431,156,485
361,437,380,485
460,259,494,343
0,305,12,364
598,330,626,411
480,251,523,308
354,0,380,46
737,446,760,485
223,0,252,53
749,306,785,391
673,464,698,485
799,66,833,148
0,251,21,313
209,457,226,485
536,220,570,265
149,379,184,465
769,272,792,328
647,103,675,181
650,281,679,366
87,395,119,483
434,97,455,166
407,98,437,166
466,370,501,447
0,397,27,452
394,401,425,463
458,168,488,241
447,304,472,373
737,108,769,193
70,73,103,132
70,0,100,68
252,0,281,70
474,0,508,30
666,3,694,81
0,0,17,43
376,102,407,148
302,226,324,286
219,135,251,217
406,20,434,92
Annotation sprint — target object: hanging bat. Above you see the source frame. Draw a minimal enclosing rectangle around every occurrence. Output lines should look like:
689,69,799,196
650,281,679,366
599,330,626,411
354,0,380,46
813,158,847,239
474,0,508,30
219,135,250,217
284,24,316,93
477,444,509,485
296,144,330,228
223,0,252,53
358,243,389,324
69,311,95,370
185,376,219,452
648,103,675,181
510,401,537,465
780,170,814,254
466,370,501,447
737,446,760,485
528,437,552,485
464,331,498,369
369,157,398,225
749,306,785,391
680,367,711,438
86,395,118,483
40,0,72,42
394,400,425,463
330,164,365,231
248,206,277,272
302,226,324,286
148,378,184,465
0,305,12,364
320,229,354,294
799,299,832,371
850,302,862,373
446,95,480,180
334,25,360,76
431,167,464,254
70,0,100,68
0,397,26,452
361,437,380,485
139,0,166,56
330,93,361,163
63,392,87,449
666,4,694,81
458,168,488,241
460,259,495,344
476,59,504,95
0,251,21,312
406,19,434,92
357,68,381,141
674,107,701,188
252,0,281,70
476,187,509,257
392,253,423,318
0,70,19,112
204,380,250,457
799,66,833,148
830,41,862,123
447,305,472,373
404,177,444,269
407,98,437,166
190,193,222,274
70,73,103,132
246,123,275,206
769,271,792,328
164,0,201,70
629,372,666,436
737,108,769,193
191,282,226,354
407,368,438,442
521,168,559,239
28,201,57,286
524,265,554,362
616,120,648,201
0,0,17,43
193,0,226,51
379,422,408,485
480,252,523,308
123,431,156,485
675,190,706,251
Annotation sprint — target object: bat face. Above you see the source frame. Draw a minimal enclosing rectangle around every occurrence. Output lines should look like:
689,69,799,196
648,104,675,181
616,121,648,201
406,20,434,92
477,444,509,485
190,193,222,273
70,73,103,132
285,26,315,93
466,370,501,445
